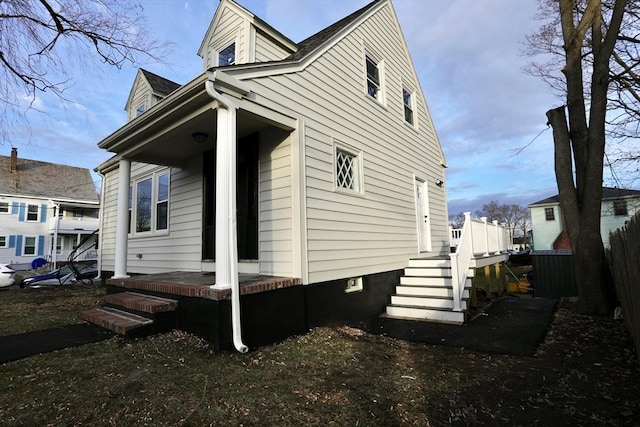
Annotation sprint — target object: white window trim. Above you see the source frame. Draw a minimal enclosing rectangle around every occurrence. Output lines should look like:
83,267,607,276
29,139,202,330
0,201,9,214
129,168,170,237
334,141,364,196
0,236,7,248
216,38,238,67
364,50,385,105
23,236,37,256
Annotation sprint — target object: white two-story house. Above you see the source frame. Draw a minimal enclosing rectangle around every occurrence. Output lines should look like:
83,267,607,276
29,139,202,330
0,148,100,268
529,187,640,250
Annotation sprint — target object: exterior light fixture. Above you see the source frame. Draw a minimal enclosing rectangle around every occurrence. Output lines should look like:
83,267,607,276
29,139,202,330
435,179,444,187
192,132,208,143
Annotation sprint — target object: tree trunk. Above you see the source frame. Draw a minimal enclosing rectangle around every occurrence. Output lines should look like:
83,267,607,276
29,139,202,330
546,107,612,315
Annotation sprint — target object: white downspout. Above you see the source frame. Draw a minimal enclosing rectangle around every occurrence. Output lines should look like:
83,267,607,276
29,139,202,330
205,80,248,354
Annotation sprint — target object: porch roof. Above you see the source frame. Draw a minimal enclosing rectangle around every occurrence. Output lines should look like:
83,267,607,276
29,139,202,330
96,71,296,170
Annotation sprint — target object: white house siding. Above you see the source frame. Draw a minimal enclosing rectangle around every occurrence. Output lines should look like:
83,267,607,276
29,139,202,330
203,7,247,70
254,31,290,62
127,79,152,122
238,3,448,283
600,198,639,247
99,159,203,274
530,204,562,250
0,196,50,265
258,127,295,276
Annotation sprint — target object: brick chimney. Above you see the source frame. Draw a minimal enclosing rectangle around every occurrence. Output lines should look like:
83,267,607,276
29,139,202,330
10,147,17,172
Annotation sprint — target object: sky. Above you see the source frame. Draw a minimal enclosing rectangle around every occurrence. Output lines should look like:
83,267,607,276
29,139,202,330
7,0,583,216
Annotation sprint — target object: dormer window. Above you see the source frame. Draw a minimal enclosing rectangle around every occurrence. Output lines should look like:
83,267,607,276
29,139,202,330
219,42,236,66
136,104,146,117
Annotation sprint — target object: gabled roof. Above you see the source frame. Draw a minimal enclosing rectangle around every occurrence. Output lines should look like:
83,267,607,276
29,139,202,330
529,187,640,206
140,69,181,97
286,0,383,62
0,154,99,203
198,0,297,59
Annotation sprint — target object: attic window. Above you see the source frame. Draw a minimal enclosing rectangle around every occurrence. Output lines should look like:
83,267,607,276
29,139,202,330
403,88,414,124
613,199,628,216
365,55,381,100
136,104,146,117
219,42,236,66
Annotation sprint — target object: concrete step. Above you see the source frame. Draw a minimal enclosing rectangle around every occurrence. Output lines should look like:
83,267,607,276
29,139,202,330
81,307,153,335
394,285,470,298
385,305,465,324
391,295,468,310
104,292,178,314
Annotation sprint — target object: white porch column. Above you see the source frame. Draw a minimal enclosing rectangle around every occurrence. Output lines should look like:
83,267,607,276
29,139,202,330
212,104,236,290
113,158,131,279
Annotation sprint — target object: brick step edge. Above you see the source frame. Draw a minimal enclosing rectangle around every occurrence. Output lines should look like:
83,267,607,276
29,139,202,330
104,292,178,314
82,307,153,335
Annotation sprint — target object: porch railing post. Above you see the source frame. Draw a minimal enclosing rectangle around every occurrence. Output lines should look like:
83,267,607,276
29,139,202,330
481,216,489,257
493,220,500,254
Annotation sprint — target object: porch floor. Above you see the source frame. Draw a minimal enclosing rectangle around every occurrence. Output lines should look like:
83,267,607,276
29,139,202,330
106,272,301,301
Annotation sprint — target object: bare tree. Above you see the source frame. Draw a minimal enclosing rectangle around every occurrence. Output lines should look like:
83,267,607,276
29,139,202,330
449,212,466,229
476,201,531,248
527,0,636,314
0,0,167,141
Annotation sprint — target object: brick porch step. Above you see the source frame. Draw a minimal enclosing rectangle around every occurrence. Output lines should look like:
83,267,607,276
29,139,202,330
81,307,153,335
104,292,178,314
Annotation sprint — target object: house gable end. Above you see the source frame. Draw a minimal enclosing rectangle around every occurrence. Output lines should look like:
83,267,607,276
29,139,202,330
197,0,296,71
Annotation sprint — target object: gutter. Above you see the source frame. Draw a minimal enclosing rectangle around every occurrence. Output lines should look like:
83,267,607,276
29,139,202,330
205,77,249,354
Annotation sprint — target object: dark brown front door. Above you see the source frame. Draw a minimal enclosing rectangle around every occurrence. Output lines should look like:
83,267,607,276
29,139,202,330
203,133,259,260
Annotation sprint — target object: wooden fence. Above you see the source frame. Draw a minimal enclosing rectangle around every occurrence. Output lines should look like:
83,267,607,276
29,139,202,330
607,211,640,362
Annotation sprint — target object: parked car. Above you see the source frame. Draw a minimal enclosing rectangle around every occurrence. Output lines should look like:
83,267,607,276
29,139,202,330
508,249,532,266
0,264,16,288
21,263,98,288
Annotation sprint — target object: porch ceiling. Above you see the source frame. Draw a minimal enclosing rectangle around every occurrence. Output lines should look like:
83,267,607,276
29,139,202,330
116,108,275,168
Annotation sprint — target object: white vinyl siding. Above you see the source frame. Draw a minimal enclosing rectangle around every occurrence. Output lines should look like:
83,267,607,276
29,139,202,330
254,31,292,62
99,160,203,274
127,80,152,122
258,128,294,277
239,3,448,283
203,8,246,70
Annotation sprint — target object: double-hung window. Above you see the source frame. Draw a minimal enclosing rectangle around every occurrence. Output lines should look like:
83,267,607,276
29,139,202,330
23,237,36,256
544,207,555,221
156,172,169,230
26,204,39,221
0,236,7,248
403,88,414,125
130,169,170,235
613,199,628,216
0,202,8,213
365,54,382,101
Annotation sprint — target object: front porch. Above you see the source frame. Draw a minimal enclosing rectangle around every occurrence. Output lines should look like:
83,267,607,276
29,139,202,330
106,272,301,300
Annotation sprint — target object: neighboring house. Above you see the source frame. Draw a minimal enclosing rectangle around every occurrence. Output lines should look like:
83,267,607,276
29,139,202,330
0,148,100,268
529,187,640,250
88,0,508,351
